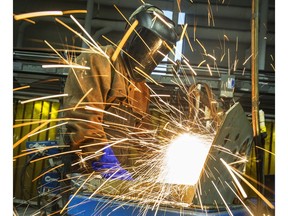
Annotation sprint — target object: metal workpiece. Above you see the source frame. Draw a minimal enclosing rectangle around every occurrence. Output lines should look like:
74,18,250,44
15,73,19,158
192,102,253,206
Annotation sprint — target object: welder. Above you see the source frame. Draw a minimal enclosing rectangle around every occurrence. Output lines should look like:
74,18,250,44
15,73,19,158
63,4,178,180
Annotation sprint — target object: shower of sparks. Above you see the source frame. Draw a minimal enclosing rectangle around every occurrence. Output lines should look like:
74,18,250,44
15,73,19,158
112,20,139,62
135,67,163,86
256,146,275,156
197,60,206,67
42,64,90,70
220,158,247,198
60,171,96,214
73,88,93,111
243,53,253,66
196,38,207,55
13,85,30,91
54,18,91,51
62,10,87,15
207,0,215,27
44,40,71,64
113,5,153,55
88,168,121,199
13,3,275,216
76,138,129,166
157,50,177,66
234,37,239,72
13,145,69,159
150,94,170,98
206,63,212,76
211,181,233,216
32,163,64,182
182,25,194,52
152,11,174,29
56,15,141,92
224,182,254,216
14,11,63,20
16,17,35,24
230,167,275,209
13,121,50,149
102,35,145,69
176,0,182,12
85,105,128,121
13,116,110,147
27,122,68,138
13,118,65,128
70,15,109,59
183,59,197,76
14,10,87,21
207,53,216,61
20,93,68,104
228,48,230,75
30,149,82,164
193,18,197,42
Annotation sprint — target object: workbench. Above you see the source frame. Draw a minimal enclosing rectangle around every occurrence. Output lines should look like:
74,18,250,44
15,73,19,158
67,194,249,216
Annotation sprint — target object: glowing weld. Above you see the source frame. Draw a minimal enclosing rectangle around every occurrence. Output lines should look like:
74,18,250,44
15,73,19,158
157,133,213,185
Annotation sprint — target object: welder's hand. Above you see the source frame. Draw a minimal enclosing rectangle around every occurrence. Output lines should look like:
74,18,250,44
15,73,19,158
91,146,133,181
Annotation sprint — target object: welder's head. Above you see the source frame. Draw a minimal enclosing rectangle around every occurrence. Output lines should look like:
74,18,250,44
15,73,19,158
122,4,178,82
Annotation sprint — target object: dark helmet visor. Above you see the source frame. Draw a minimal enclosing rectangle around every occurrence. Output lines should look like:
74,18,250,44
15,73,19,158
122,4,178,82
125,28,171,82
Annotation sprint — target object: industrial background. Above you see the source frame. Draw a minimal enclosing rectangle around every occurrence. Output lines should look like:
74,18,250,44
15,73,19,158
13,0,275,215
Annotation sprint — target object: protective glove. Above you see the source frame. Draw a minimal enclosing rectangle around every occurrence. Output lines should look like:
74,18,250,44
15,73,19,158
91,146,133,181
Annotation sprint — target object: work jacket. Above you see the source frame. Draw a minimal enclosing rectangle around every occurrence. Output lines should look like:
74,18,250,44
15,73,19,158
63,45,150,165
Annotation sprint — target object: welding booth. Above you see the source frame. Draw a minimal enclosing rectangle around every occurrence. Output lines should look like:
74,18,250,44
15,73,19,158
13,0,275,215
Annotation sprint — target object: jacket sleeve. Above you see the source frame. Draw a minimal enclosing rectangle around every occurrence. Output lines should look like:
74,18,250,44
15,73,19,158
63,51,114,153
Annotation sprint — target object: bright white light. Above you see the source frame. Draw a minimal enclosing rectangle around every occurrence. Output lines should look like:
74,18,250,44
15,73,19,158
163,10,173,20
156,10,185,71
178,12,186,25
157,133,213,185
175,39,183,61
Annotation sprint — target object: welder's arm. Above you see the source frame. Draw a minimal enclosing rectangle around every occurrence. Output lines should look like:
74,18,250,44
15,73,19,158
63,52,113,154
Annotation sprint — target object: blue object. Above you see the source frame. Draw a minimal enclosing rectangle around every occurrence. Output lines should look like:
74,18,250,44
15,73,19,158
67,194,250,216
26,140,59,159
39,172,60,195
91,146,133,181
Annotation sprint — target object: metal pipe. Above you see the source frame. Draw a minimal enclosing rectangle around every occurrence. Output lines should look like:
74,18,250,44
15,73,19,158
251,0,260,142
92,27,112,41
82,0,95,48
251,0,265,209
258,0,269,70
167,1,179,71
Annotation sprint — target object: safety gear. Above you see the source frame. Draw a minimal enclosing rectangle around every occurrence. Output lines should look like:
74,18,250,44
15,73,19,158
92,146,133,181
64,45,150,151
123,4,178,82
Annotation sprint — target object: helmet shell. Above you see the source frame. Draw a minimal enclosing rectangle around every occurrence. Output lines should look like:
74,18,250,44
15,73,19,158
123,4,178,82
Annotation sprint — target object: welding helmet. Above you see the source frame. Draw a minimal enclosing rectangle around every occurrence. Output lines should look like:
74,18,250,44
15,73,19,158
122,4,178,82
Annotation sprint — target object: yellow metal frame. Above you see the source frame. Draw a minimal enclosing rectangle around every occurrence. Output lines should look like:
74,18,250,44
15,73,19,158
13,100,60,200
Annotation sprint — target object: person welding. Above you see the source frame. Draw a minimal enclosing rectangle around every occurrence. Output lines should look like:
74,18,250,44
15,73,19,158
63,3,178,180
